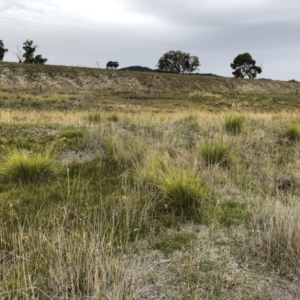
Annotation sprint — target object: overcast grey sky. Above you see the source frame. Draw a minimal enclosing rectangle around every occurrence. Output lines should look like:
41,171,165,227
1,0,299,80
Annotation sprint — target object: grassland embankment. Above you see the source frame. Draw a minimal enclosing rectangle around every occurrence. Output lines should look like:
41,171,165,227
0,62,299,94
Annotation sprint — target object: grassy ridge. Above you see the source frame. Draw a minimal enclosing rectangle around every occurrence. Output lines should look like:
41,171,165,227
0,61,299,94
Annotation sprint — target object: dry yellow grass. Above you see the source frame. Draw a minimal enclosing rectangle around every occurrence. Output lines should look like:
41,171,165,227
1,108,299,125
1,80,300,298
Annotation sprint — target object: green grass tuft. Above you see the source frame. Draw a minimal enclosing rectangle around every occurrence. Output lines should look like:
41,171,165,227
200,141,231,167
0,148,60,185
224,114,244,134
87,112,102,124
135,157,212,222
284,123,300,141
107,113,120,122
160,170,208,218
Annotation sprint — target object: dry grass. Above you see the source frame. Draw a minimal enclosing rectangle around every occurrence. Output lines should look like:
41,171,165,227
1,87,300,298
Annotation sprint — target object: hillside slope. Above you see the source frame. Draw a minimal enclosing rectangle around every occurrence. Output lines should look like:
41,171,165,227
0,62,299,94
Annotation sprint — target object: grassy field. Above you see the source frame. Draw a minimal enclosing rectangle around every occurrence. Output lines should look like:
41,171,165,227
1,80,300,299
0,84,300,113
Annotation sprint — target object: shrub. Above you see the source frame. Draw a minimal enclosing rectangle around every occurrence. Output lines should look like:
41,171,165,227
200,141,230,167
224,114,244,134
284,123,300,141
0,148,60,184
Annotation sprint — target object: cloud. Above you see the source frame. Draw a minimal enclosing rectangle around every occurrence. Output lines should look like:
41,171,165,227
0,0,59,16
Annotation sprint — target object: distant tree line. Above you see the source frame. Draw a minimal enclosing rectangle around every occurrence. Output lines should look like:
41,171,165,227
0,39,47,64
156,50,262,79
1,38,263,79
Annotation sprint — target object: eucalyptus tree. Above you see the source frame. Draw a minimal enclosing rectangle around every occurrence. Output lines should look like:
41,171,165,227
157,50,200,74
0,40,8,61
106,61,119,70
231,53,262,79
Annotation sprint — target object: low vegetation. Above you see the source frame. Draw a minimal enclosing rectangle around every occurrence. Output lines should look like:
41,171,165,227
200,140,231,167
284,123,300,141
0,147,59,184
224,114,244,134
0,79,300,298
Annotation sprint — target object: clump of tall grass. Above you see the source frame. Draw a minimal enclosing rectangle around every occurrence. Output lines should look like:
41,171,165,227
160,169,208,218
87,112,102,124
0,147,60,184
284,123,300,141
135,156,212,222
224,114,244,134
107,113,119,122
252,200,300,277
104,135,146,170
200,140,231,167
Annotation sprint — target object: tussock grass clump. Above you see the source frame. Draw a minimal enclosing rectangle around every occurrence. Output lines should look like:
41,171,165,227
224,114,244,134
253,200,300,277
87,112,102,123
135,156,212,221
0,148,60,184
284,123,300,141
107,113,119,122
160,170,208,218
104,135,145,170
200,141,231,167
